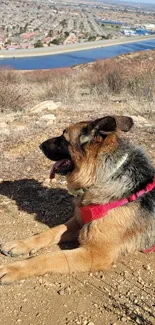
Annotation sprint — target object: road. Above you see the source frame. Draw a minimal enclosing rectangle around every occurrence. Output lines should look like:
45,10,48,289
0,35,155,58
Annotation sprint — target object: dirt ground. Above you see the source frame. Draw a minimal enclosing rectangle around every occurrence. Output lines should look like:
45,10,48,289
0,99,155,325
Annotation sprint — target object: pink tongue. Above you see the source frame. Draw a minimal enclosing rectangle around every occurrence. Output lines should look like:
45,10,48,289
50,160,67,179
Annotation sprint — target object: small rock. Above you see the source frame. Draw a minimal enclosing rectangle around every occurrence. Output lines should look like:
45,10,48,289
83,321,88,325
40,114,56,121
57,289,65,295
29,101,58,114
15,125,26,132
55,101,62,106
0,122,8,128
93,304,98,308
1,114,15,122
143,264,151,270
46,120,55,126
130,115,153,128
120,316,127,322
0,128,10,136
47,102,59,111
133,299,138,304
135,317,141,324
64,286,71,295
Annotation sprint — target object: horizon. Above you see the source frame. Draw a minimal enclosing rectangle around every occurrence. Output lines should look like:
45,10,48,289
100,0,155,3
122,0,155,3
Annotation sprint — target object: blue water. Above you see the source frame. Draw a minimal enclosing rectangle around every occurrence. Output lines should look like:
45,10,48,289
98,19,123,25
136,29,153,35
0,39,155,70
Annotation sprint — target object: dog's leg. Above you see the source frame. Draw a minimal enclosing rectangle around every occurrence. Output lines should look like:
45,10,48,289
0,245,115,284
0,217,80,257
0,247,91,284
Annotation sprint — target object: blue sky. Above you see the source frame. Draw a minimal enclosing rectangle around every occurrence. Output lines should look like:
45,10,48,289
122,0,155,3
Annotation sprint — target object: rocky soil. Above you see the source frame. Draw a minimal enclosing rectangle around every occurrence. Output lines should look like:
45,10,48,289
0,100,155,325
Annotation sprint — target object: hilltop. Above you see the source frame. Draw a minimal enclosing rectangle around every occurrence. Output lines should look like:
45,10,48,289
0,50,155,325
0,49,155,113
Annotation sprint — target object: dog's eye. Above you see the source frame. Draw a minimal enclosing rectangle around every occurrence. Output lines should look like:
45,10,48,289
80,134,90,145
61,135,71,147
62,130,71,144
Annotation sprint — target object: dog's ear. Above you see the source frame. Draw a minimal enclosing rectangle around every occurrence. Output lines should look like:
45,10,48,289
79,116,133,146
92,116,133,136
115,116,134,132
79,117,116,146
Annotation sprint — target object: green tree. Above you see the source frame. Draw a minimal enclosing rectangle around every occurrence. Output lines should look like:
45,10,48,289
5,39,11,45
64,31,69,37
106,33,112,39
88,36,96,41
19,26,24,34
61,19,67,28
34,40,43,48
48,30,53,37
24,23,28,33
51,38,60,45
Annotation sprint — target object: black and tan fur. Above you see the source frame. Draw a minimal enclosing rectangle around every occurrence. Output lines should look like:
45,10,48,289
0,115,155,284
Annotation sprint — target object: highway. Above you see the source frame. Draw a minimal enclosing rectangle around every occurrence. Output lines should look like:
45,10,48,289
0,35,155,58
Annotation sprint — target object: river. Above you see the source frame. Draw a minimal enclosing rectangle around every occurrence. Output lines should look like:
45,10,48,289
0,38,155,70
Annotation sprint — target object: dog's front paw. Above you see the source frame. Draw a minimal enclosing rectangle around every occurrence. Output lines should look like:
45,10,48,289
0,240,33,257
0,261,25,285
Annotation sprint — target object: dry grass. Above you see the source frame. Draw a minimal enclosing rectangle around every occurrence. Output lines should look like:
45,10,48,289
0,69,31,112
23,68,78,105
0,50,155,113
80,57,155,102
80,60,125,95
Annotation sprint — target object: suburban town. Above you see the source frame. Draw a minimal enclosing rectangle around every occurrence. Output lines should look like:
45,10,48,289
0,0,155,51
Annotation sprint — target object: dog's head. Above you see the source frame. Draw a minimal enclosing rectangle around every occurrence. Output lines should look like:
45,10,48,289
40,116,133,189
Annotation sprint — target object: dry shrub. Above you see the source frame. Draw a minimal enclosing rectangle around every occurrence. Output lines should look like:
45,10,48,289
24,68,72,83
127,72,155,101
39,75,76,104
0,68,30,111
24,68,77,104
80,57,155,102
0,52,155,112
126,62,155,101
81,59,125,96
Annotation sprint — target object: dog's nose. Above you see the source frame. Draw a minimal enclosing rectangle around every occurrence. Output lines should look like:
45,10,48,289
39,138,58,151
39,139,56,153
39,142,50,152
39,143,44,151
39,140,50,151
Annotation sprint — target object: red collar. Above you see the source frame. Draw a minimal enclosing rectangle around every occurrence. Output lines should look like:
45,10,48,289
80,177,155,254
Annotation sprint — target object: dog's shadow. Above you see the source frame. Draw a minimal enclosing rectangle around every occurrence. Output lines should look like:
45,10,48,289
0,179,74,228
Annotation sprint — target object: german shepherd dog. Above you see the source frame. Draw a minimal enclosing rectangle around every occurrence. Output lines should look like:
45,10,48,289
0,115,155,284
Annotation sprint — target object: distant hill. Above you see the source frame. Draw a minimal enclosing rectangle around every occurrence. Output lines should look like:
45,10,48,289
86,0,155,6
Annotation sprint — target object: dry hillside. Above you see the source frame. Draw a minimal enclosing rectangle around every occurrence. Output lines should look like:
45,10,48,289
0,50,155,325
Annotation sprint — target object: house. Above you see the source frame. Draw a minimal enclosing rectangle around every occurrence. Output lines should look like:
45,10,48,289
21,31,40,40
6,44,20,50
64,32,78,45
122,29,136,36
